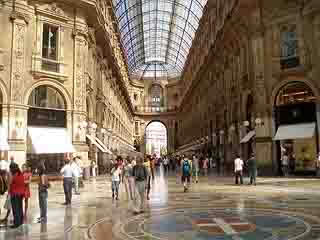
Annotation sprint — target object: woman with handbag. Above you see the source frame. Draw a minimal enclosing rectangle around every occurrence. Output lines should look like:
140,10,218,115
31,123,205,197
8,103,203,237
37,166,49,223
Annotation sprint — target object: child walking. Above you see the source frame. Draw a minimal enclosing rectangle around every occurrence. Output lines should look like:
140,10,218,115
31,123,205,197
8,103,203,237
111,163,122,200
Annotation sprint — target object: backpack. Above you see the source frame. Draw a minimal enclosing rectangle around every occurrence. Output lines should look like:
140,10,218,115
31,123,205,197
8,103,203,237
183,160,191,175
134,165,147,181
0,172,8,195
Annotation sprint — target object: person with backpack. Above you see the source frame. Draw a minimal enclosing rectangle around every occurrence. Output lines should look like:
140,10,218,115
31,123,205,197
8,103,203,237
37,165,49,223
132,158,148,213
181,156,192,192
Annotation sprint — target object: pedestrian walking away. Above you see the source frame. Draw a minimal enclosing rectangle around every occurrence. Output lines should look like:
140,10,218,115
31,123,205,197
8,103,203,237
181,156,192,192
132,158,148,214
247,153,257,185
60,158,74,205
234,154,244,185
37,165,49,223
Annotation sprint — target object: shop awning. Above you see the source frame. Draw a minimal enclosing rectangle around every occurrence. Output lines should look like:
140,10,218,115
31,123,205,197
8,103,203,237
240,130,256,143
86,135,112,154
28,127,75,154
0,127,9,151
95,137,113,154
274,122,316,140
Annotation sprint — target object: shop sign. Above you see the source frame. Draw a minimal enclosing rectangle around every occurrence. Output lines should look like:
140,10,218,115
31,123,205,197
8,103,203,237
28,108,66,128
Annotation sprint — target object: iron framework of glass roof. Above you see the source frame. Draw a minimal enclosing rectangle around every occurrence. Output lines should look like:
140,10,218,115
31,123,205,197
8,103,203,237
112,0,208,79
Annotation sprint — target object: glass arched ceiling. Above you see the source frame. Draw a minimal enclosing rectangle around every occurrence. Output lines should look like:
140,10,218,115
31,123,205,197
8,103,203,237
112,0,208,79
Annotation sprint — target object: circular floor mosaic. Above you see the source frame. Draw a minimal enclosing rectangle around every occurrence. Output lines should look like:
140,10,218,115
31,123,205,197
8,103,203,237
116,208,320,240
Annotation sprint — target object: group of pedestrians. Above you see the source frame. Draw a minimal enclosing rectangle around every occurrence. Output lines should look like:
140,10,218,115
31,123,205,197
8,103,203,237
110,155,155,213
60,156,82,206
0,158,49,229
234,153,257,185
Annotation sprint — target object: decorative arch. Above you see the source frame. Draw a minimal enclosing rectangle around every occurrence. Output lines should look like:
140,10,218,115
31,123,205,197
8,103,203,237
271,78,320,108
24,80,72,109
144,120,168,156
144,119,168,134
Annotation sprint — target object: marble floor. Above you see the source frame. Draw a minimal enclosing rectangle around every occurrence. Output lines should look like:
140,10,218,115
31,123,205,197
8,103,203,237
1,169,320,240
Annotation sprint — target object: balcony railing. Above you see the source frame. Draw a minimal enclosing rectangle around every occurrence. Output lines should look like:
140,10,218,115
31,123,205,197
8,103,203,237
134,106,178,113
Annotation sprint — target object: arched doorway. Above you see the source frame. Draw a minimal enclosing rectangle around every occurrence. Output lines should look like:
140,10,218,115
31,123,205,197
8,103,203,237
145,121,167,158
27,85,74,173
273,81,318,175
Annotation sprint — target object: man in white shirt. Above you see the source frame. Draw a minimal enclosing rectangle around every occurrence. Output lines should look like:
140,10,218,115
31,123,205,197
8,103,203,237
60,159,74,205
71,157,82,195
234,154,244,185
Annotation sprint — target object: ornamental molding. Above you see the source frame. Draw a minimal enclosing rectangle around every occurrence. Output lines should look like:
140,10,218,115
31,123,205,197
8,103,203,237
10,11,30,24
35,2,70,22
0,48,4,71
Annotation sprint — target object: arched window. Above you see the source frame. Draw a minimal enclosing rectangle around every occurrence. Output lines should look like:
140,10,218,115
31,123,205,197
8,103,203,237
28,86,66,109
276,82,315,107
28,86,66,127
149,84,164,110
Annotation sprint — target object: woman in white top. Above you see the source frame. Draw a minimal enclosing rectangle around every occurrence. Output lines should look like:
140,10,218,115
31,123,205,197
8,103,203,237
111,163,122,200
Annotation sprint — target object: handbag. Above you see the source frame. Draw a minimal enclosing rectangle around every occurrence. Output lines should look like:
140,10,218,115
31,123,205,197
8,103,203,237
4,195,11,210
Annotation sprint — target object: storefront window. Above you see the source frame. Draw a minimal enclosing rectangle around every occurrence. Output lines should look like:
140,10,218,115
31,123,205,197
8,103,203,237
275,82,318,174
27,86,67,174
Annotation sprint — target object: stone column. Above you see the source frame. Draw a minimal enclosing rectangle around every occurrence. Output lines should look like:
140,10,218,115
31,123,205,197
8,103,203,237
250,13,273,174
72,10,89,171
7,8,29,167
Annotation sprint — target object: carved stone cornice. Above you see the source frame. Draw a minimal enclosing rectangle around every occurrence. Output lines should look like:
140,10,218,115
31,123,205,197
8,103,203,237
72,28,88,40
10,11,30,24
35,3,70,22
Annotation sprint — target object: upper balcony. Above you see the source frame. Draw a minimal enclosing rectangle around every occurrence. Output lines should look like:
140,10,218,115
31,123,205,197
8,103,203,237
134,106,178,115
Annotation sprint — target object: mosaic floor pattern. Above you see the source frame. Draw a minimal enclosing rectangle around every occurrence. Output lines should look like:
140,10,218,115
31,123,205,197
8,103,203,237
2,173,320,240
112,207,320,240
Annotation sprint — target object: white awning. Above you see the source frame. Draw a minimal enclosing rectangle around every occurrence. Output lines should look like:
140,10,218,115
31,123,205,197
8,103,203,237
0,127,9,151
95,137,113,154
274,123,316,141
240,130,255,143
86,135,108,153
28,127,75,154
